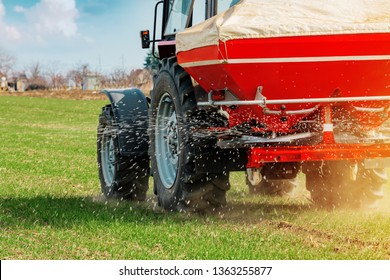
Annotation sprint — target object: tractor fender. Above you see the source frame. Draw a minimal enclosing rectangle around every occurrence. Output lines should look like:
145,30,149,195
101,88,149,157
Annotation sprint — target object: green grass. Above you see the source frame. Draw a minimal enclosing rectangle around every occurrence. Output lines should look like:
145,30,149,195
1,95,390,260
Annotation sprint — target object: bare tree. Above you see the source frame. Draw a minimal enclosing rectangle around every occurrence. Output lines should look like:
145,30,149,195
47,62,66,90
26,61,48,90
99,74,111,89
48,72,66,90
28,62,41,81
0,47,15,76
128,68,153,89
98,68,153,91
110,68,128,88
66,63,90,88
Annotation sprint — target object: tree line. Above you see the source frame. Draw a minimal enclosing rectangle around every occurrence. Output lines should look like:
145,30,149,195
0,48,159,91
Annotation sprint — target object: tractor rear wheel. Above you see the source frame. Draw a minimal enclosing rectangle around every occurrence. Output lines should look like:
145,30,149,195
304,161,385,209
150,57,230,212
97,105,149,200
356,166,386,208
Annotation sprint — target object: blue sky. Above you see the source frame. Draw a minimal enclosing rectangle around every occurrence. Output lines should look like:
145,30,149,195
0,0,157,73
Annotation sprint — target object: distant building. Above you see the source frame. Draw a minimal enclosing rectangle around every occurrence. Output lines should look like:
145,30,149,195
82,74,100,91
16,74,28,92
68,79,77,90
130,69,153,94
0,77,7,91
1,74,27,92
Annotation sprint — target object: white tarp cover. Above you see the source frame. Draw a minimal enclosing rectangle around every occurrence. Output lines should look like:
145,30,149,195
176,0,390,53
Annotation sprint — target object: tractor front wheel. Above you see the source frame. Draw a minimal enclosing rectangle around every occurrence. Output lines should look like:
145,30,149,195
97,105,149,200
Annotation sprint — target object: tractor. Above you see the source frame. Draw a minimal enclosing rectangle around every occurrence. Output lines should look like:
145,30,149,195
97,0,390,211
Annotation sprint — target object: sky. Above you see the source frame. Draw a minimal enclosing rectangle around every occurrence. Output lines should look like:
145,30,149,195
0,0,158,73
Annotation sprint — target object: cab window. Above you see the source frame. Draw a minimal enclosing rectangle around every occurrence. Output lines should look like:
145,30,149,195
164,0,194,35
192,0,206,26
217,0,239,14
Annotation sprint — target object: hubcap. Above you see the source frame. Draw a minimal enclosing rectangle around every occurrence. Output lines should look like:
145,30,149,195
101,128,116,186
155,93,179,189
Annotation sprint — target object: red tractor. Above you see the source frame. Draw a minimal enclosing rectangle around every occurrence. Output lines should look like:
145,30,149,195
97,0,390,211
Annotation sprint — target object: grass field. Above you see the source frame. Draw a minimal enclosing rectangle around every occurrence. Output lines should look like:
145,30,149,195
1,94,390,260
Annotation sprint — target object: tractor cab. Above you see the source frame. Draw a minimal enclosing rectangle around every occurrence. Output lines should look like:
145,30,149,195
163,0,239,35
141,0,239,58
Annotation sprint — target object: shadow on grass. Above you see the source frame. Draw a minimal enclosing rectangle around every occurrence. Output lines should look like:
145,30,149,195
0,195,164,229
0,195,312,229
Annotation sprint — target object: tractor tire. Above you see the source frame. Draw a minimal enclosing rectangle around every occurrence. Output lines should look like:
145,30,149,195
304,161,385,209
149,57,230,212
97,105,149,200
356,166,386,208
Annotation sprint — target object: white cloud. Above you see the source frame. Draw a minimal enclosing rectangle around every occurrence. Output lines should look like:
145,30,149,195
15,0,79,39
13,6,25,13
0,0,21,40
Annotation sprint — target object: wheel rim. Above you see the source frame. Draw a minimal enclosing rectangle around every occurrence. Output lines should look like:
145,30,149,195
101,127,116,186
155,93,179,189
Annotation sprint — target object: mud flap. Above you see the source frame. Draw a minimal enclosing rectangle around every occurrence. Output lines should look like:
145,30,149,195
101,88,149,157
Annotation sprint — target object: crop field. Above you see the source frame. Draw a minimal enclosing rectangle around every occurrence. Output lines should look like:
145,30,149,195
1,93,390,260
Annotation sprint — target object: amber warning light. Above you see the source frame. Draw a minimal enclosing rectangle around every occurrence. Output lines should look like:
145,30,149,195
140,30,150,49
